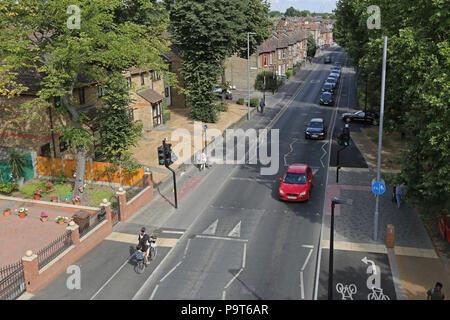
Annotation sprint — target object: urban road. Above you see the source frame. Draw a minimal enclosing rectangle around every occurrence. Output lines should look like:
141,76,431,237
32,47,358,300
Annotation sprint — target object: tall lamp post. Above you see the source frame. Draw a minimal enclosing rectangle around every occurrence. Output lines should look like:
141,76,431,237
328,197,353,300
247,32,256,120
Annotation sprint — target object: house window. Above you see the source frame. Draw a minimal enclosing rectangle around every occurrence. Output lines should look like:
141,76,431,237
79,87,85,105
40,143,51,157
126,107,134,121
59,136,69,152
54,96,62,108
98,86,105,97
283,49,286,58
152,71,161,81
269,53,273,65
289,46,292,56
126,77,132,88
263,55,268,67
278,49,281,60
141,73,145,85
165,87,170,97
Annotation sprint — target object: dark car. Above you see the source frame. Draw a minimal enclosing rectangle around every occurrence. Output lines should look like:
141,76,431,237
320,92,334,106
341,110,377,125
326,76,338,88
213,86,232,100
322,82,334,94
324,56,331,64
305,118,327,139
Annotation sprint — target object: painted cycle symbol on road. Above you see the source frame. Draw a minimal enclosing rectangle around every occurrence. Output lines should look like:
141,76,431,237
368,287,390,300
336,283,357,300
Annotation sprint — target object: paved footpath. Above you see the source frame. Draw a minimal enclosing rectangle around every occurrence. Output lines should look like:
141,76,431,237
317,166,450,300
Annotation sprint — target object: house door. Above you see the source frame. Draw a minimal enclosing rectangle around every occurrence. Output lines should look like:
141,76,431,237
152,103,162,127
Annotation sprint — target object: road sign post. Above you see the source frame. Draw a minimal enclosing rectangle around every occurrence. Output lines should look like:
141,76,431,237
163,139,178,209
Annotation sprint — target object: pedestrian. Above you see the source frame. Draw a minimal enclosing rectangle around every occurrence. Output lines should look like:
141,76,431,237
392,185,397,202
259,99,265,113
427,282,445,300
395,184,403,208
200,152,207,171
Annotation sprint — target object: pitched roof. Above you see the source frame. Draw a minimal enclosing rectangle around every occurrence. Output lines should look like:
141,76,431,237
136,88,164,104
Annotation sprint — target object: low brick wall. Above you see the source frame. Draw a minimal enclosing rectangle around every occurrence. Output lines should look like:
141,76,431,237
21,202,113,295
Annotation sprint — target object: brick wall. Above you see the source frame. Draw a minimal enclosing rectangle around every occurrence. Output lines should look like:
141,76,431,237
224,54,259,92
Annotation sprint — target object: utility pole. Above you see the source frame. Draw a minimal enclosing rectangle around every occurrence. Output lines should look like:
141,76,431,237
374,36,387,241
247,32,256,120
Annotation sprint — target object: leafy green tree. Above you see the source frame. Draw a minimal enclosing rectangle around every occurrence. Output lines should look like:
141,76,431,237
307,35,317,57
0,0,170,199
167,0,271,121
269,10,283,18
285,6,300,17
254,71,278,94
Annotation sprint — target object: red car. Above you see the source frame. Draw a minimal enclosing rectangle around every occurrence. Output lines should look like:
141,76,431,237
278,164,313,202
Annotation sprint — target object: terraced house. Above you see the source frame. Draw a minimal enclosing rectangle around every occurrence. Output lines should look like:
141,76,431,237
0,66,171,162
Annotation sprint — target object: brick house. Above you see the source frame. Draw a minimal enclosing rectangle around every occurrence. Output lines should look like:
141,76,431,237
0,67,168,160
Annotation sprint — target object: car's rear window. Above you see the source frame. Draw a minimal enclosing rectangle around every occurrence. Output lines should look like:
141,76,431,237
322,92,331,98
283,173,306,185
309,121,323,128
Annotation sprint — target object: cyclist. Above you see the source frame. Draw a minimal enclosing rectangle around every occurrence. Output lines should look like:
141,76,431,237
138,227,151,265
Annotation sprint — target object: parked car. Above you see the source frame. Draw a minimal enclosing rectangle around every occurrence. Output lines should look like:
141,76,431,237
322,82,334,94
278,164,314,202
320,92,334,106
213,86,232,100
305,118,327,139
341,110,378,125
329,72,340,79
324,56,331,64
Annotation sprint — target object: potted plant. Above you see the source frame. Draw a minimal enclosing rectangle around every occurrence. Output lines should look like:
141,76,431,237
34,189,42,200
18,208,28,218
51,195,58,203
73,195,81,205
8,149,26,187
40,211,48,222
3,208,11,216
55,216,67,224
45,181,53,192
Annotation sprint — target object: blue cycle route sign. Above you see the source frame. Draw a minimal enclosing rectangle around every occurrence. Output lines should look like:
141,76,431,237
371,178,386,195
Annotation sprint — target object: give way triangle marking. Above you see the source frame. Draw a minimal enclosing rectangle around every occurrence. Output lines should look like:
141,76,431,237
202,219,218,235
227,221,241,238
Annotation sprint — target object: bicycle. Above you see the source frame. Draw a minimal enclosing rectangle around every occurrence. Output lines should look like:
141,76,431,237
131,236,157,274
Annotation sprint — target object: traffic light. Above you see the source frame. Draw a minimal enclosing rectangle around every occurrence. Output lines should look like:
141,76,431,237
163,143,173,166
342,126,350,146
157,146,165,165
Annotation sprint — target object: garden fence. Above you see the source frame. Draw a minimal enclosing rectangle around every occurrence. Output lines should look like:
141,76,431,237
0,260,26,300
36,230,73,270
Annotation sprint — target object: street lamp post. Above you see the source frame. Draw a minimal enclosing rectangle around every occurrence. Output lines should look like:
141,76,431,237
247,32,256,120
328,197,353,300
374,36,388,241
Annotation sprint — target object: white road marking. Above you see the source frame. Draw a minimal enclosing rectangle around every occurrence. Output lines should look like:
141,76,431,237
160,230,185,235
159,260,183,283
90,258,130,300
300,246,314,300
302,244,314,249
302,248,314,271
202,219,218,235
195,234,248,242
300,271,305,299
242,242,247,269
224,268,244,290
149,284,159,300
227,221,241,238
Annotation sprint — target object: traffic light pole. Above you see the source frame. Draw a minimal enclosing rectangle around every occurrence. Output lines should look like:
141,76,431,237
162,139,178,209
336,146,347,183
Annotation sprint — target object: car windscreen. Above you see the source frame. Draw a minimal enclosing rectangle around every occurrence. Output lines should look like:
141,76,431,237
324,83,332,89
283,172,307,185
309,121,323,128
322,92,331,99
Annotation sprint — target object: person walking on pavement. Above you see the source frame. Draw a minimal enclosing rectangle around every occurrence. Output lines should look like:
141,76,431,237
395,184,403,208
427,282,445,300
200,152,207,171
259,99,265,113
392,185,397,202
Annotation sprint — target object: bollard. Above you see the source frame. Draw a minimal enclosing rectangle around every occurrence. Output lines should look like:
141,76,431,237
386,224,395,248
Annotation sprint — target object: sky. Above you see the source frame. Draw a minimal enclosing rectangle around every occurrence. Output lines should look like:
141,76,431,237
269,0,338,13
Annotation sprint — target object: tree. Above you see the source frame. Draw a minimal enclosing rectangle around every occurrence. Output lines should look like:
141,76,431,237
307,35,317,57
0,0,170,199
268,10,283,18
285,6,300,17
167,0,271,121
254,71,279,94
